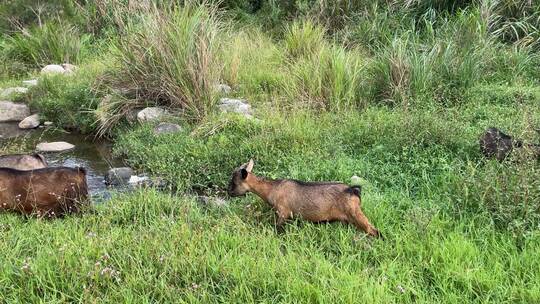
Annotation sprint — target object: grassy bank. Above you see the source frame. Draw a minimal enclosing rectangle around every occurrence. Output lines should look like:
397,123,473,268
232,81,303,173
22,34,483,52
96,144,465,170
1,1,540,302
1,190,539,302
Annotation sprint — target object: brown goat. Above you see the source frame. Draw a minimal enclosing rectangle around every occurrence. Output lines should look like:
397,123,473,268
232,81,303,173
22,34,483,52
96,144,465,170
0,153,48,170
0,166,88,217
228,159,380,237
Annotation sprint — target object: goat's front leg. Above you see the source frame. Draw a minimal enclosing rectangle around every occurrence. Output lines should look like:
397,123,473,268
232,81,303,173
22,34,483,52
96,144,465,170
274,206,291,234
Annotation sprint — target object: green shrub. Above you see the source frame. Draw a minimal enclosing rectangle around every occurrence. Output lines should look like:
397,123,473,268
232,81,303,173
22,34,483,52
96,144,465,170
0,0,79,32
1,21,90,73
26,62,105,133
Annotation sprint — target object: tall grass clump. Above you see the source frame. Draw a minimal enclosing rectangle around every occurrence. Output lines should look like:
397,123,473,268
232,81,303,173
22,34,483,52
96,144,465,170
220,29,287,96
100,4,222,133
284,19,325,59
283,20,366,110
1,21,90,72
483,0,540,49
368,8,500,106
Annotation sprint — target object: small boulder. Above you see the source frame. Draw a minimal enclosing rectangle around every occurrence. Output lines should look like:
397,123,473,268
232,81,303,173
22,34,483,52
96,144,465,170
197,196,228,207
128,175,149,185
36,141,75,153
22,79,38,87
153,122,182,135
214,84,232,94
18,114,40,129
41,64,65,75
137,107,168,123
105,167,134,186
218,98,252,118
61,63,77,74
479,127,517,161
0,87,28,99
0,101,31,122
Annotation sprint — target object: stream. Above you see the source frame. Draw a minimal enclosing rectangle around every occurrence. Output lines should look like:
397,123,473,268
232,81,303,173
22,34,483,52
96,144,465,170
1,122,124,201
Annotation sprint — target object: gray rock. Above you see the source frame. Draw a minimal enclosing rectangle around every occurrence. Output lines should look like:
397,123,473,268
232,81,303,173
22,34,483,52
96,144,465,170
214,84,232,94
197,196,228,207
0,101,31,122
22,79,38,87
0,87,28,99
218,98,252,118
105,167,134,186
41,64,66,75
18,114,40,129
36,141,75,152
154,122,182,135
61,63,77,74
137,107,168,123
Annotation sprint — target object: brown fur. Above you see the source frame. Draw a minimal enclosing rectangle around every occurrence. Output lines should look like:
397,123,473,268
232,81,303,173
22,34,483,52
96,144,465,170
0,166,88,217
228,159,381,237
0,153,48,170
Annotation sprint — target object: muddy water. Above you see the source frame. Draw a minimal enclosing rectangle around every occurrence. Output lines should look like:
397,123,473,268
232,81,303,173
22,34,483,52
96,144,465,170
0,122,123,200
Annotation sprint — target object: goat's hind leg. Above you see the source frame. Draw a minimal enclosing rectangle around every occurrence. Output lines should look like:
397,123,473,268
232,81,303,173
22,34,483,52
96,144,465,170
348,204,380,238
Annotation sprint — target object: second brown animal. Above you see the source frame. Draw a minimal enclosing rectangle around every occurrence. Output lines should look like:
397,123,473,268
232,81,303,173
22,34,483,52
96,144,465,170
228,159,381,237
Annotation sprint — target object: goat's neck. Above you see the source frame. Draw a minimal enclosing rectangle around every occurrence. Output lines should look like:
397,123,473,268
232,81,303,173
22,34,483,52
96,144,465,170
246,174,274,204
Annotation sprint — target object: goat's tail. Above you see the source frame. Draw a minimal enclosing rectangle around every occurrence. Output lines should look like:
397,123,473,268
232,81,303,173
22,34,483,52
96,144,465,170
345,185,362,197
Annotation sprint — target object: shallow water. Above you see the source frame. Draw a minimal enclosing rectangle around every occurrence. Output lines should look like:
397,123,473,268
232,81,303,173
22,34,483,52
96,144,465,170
0,122,123,198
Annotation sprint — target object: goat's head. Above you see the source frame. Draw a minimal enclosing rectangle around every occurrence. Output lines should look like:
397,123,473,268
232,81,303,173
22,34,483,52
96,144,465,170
228,159,254,197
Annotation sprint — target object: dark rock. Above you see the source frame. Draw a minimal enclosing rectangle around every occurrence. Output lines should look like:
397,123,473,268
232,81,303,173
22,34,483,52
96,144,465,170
479,127,521,161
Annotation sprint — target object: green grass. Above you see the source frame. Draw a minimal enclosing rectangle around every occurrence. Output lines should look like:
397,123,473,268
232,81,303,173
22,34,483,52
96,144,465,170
2,1,540,302
1,190,539,302
1,21,90,75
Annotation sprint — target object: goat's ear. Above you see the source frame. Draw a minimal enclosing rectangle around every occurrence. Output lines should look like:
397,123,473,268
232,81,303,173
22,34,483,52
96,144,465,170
240,168,249,179
246,158,254,172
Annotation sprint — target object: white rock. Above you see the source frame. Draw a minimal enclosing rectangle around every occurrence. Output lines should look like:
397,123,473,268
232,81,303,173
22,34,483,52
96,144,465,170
18,114,40,129
137,107,168,123
44,121,53,126
36,141,75,152
218,98,252,118
0,87,28,99
41,64,65,75
0,101,31,122
22,79,38,87
128,175,149,185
